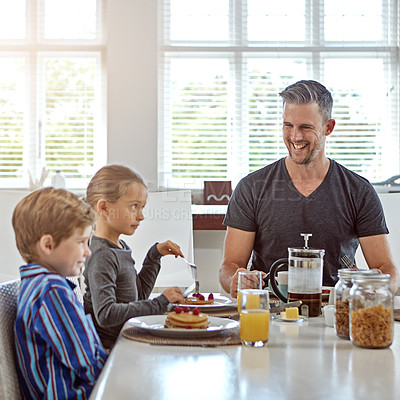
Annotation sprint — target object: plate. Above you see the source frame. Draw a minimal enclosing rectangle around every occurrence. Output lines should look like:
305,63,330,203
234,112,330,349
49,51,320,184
128,315,239,338
272,315,308,323
177,293,234,312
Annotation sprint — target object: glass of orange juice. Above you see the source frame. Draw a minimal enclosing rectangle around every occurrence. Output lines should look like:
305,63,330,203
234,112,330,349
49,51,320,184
240,289,270,347
237,271,262,313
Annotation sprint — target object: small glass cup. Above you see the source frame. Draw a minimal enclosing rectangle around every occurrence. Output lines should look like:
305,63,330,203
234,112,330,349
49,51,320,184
240,289,270,347
237,270,262,313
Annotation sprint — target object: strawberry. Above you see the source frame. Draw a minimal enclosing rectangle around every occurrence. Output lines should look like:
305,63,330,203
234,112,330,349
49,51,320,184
208,293,214,300
198,294,205,301
192,307,200,315
185,325,192,329
174,306,182,313
183,306,190,313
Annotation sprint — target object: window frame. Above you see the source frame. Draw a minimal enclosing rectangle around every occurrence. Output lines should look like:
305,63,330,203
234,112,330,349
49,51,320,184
158,0,400,189
0,0,106,189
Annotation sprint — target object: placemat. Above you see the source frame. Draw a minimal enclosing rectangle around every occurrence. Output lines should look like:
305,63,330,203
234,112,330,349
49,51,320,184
122,326,241,347
205,308,239,318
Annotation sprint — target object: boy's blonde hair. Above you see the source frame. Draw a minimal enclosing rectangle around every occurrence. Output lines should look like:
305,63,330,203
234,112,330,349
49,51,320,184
12,187,95,263
86,164,147,209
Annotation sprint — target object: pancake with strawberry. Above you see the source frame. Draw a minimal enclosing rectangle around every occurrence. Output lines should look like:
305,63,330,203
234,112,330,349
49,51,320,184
165,306,209,329
183,292,214,305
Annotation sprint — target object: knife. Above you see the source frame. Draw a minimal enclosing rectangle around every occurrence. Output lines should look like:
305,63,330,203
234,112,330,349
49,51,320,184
269,300,302,314
182,258,199,297
183,282,196,297
182,280,200,297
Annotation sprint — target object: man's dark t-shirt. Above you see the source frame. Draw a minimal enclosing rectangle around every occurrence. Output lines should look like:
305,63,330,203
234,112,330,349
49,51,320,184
224,158,388,286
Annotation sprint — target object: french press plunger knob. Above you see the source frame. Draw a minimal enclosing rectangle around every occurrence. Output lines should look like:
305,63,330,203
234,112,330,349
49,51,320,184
301,233,312,249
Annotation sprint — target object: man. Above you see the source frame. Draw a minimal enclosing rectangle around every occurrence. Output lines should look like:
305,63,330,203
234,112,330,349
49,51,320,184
220,80,398,297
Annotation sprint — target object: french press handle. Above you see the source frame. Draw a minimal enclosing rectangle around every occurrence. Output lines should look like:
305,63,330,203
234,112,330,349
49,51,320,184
265,258,288,303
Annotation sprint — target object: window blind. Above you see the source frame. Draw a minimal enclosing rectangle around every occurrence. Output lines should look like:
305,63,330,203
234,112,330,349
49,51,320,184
0,0,106,189
0,57,26,181
159,0,399,189
40,55,102,187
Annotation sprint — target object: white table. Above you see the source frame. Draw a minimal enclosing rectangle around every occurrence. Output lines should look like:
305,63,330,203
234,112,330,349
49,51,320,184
90,316,400,400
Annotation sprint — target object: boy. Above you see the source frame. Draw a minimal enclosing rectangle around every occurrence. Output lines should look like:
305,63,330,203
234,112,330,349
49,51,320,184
12,187,108,399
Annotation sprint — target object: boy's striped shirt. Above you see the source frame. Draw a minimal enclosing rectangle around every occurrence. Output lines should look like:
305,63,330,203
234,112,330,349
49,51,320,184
15,264,108,399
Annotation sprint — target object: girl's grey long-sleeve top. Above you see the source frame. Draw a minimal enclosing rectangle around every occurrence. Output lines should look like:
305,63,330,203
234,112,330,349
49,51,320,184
83,236,169,348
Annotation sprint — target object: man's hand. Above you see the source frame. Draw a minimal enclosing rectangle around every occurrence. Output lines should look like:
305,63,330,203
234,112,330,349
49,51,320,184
219,227,256,295
229,268,249,298
359,234,399,294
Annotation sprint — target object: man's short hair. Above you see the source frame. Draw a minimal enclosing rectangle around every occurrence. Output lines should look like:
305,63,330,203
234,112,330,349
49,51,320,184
279,80,333,122
12,187,95,263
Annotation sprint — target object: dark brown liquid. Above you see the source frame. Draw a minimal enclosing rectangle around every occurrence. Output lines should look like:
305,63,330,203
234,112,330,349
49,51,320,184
288,292,322,317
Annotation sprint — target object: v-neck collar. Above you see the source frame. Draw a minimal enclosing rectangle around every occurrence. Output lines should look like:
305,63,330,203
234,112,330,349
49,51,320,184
282,158,333,199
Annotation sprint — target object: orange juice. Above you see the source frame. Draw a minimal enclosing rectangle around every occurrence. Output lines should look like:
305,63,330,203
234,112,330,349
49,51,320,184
240,309,270,343
238,292,261,313
246,293,260,309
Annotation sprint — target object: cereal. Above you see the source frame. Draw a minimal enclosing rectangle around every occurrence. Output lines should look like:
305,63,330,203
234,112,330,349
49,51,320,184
335,299,350,338
350,304,393,348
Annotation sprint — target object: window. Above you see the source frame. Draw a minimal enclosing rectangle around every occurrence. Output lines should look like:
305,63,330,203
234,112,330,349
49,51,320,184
0,0,106,189
159,0,399,189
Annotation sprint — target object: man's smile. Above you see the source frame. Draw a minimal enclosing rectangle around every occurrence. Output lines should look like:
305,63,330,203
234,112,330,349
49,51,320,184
292,142,308,150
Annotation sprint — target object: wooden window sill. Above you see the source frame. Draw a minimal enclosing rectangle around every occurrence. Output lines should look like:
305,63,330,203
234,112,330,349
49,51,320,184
191,205,227,230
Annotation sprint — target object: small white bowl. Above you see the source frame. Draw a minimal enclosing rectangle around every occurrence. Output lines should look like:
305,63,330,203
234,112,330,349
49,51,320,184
323,305,335,327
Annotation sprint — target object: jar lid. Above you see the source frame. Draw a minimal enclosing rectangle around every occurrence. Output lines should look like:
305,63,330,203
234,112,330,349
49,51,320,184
351,273,391,285
338,269,361,280
338,269,380,280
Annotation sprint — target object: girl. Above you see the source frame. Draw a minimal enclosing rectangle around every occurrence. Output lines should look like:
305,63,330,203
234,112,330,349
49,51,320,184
83,164,185,348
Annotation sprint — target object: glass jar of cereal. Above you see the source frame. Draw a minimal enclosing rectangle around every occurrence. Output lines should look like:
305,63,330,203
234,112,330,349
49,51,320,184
349,274,393,349
334,269,379,339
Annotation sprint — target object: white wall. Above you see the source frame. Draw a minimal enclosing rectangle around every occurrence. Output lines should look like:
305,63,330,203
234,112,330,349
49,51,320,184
193,230,226,293
0,191,29,282
355,193,400,270
107,0,159,190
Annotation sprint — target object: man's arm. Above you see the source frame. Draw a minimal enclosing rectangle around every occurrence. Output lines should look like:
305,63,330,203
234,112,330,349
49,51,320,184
359,234,399,293
219,226,256,297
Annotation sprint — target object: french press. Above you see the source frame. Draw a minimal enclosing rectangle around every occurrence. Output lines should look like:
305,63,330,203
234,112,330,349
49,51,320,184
268,233,325,317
